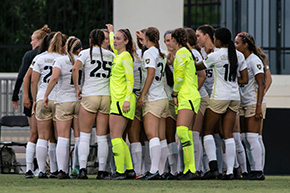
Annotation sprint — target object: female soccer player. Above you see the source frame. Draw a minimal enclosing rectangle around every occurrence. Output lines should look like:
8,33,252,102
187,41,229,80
72,29,115,179
195,28,248,180
235,32,267,180
137,27,169,180
31,32,67,178
12,25,51,178
43,36,82,179
185,28,207,177
171,28,201,180
107,27,136,180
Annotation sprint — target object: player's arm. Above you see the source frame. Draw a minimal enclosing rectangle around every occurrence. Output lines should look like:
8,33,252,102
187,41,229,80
43,66,60,108
72,60,82,100
264,68,272,95
122,56,134,113
106,24,118,55
23,68,33,109
197,70,206,90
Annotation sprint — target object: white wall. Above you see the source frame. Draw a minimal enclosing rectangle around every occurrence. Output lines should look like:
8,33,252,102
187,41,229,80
113,0,184,50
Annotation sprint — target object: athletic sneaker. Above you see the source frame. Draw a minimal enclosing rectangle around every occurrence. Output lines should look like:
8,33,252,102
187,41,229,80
125,169,136,179
58,170,70,179
38,171,48,179
49,171,58,178
96,171,110,180
78,168,88,179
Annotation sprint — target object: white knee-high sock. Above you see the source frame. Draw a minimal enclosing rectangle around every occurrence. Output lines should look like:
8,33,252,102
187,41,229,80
97,135,109,172
204,135,217,162
193,131,203,171
144,141,151,173
149,137,161,174
72,137,80,169
131,142,142,175
56,137,69,173
224,138,236,175
176,137,184,173
246,133,262,171
168,142,178,175
159,139,169,175
78,132,91,170
233,132,248,173
241,133,254,170
36,139,48,173
223,153,227,173
26,142,36,172
202,149,210,173
258,135,265,171
49,143,57,173
214,134,223,174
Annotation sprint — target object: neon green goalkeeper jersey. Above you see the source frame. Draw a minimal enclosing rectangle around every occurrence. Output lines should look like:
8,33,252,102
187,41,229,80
110,51,134,102
173,47,200,101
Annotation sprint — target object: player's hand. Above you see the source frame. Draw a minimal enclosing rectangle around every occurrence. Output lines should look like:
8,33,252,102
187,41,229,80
255,104,263,119
136,30,145,40
122,101,130,113
137,95,145,107
106,24,114,33
76,89,82,100
23,95,31,109
173,97,178,107
43,96,49,109
12,100,20,110
32,101,36,112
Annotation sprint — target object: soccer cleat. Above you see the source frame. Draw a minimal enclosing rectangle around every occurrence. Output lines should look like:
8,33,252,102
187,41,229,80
201,170,219,180
25,170,34,178
58,170,70,179
135,174,144,180
96,171,110,180
38,171,48,179
246,171,265,180
233,167,242,179
109,172,126,180
166,173,178,180
143,171,160,180
49,171,59,178
221,174,234,180
125,169,136,179
78,168,88,179
177,171,199,180
242,172,249,180
159,172,169,180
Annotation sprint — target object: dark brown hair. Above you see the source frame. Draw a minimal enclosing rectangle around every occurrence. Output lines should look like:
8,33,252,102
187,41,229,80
145,27,165,59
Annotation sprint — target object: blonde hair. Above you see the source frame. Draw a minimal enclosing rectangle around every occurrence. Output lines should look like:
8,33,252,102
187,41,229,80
48,32,67,55
33,24,51,40
65,36,82,65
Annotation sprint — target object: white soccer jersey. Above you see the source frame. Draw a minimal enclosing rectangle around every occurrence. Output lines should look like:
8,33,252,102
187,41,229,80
30,51,48,69
141,46,167,102
53,55,82,103
203,48,247,101
239,53,264,106
133,49,142,96
192,49,208,98
201,47,218,97
33,52,63,101
77,47,115,97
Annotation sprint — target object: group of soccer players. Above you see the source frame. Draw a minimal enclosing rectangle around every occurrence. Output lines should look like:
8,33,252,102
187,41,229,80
12,23,271,180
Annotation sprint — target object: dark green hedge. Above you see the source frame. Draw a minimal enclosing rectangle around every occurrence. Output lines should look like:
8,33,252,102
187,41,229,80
0,0,112,72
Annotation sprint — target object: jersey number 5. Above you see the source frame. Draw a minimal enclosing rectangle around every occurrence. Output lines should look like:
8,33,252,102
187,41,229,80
90,60,112,78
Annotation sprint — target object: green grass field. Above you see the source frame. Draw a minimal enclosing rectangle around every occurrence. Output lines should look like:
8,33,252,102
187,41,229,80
1,175,290,193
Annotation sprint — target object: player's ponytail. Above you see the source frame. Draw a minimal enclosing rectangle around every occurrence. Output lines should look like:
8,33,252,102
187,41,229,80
33,24,51,41
215,28,237,81
145,27,165,59
172,28,196,62
89,29,105,63
66,36,82,65
48,31,67,55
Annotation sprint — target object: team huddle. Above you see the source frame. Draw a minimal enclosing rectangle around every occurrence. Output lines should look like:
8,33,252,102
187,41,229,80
12,23,271,181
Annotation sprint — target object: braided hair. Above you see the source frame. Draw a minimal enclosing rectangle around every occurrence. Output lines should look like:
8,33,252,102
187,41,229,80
66,36,82,65
89,29,105,63
145,27,165,59
215,28,237,81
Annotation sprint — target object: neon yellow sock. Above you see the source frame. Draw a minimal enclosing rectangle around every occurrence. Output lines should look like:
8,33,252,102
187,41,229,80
112,138,125,174
122,138,133,170
188,130,196,173
176,126,191,174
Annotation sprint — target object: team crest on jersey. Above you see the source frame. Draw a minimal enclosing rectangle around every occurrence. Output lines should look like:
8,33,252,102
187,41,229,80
257,64,262,70
205,57,208,61
195,57,199,62
145,59,150,64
